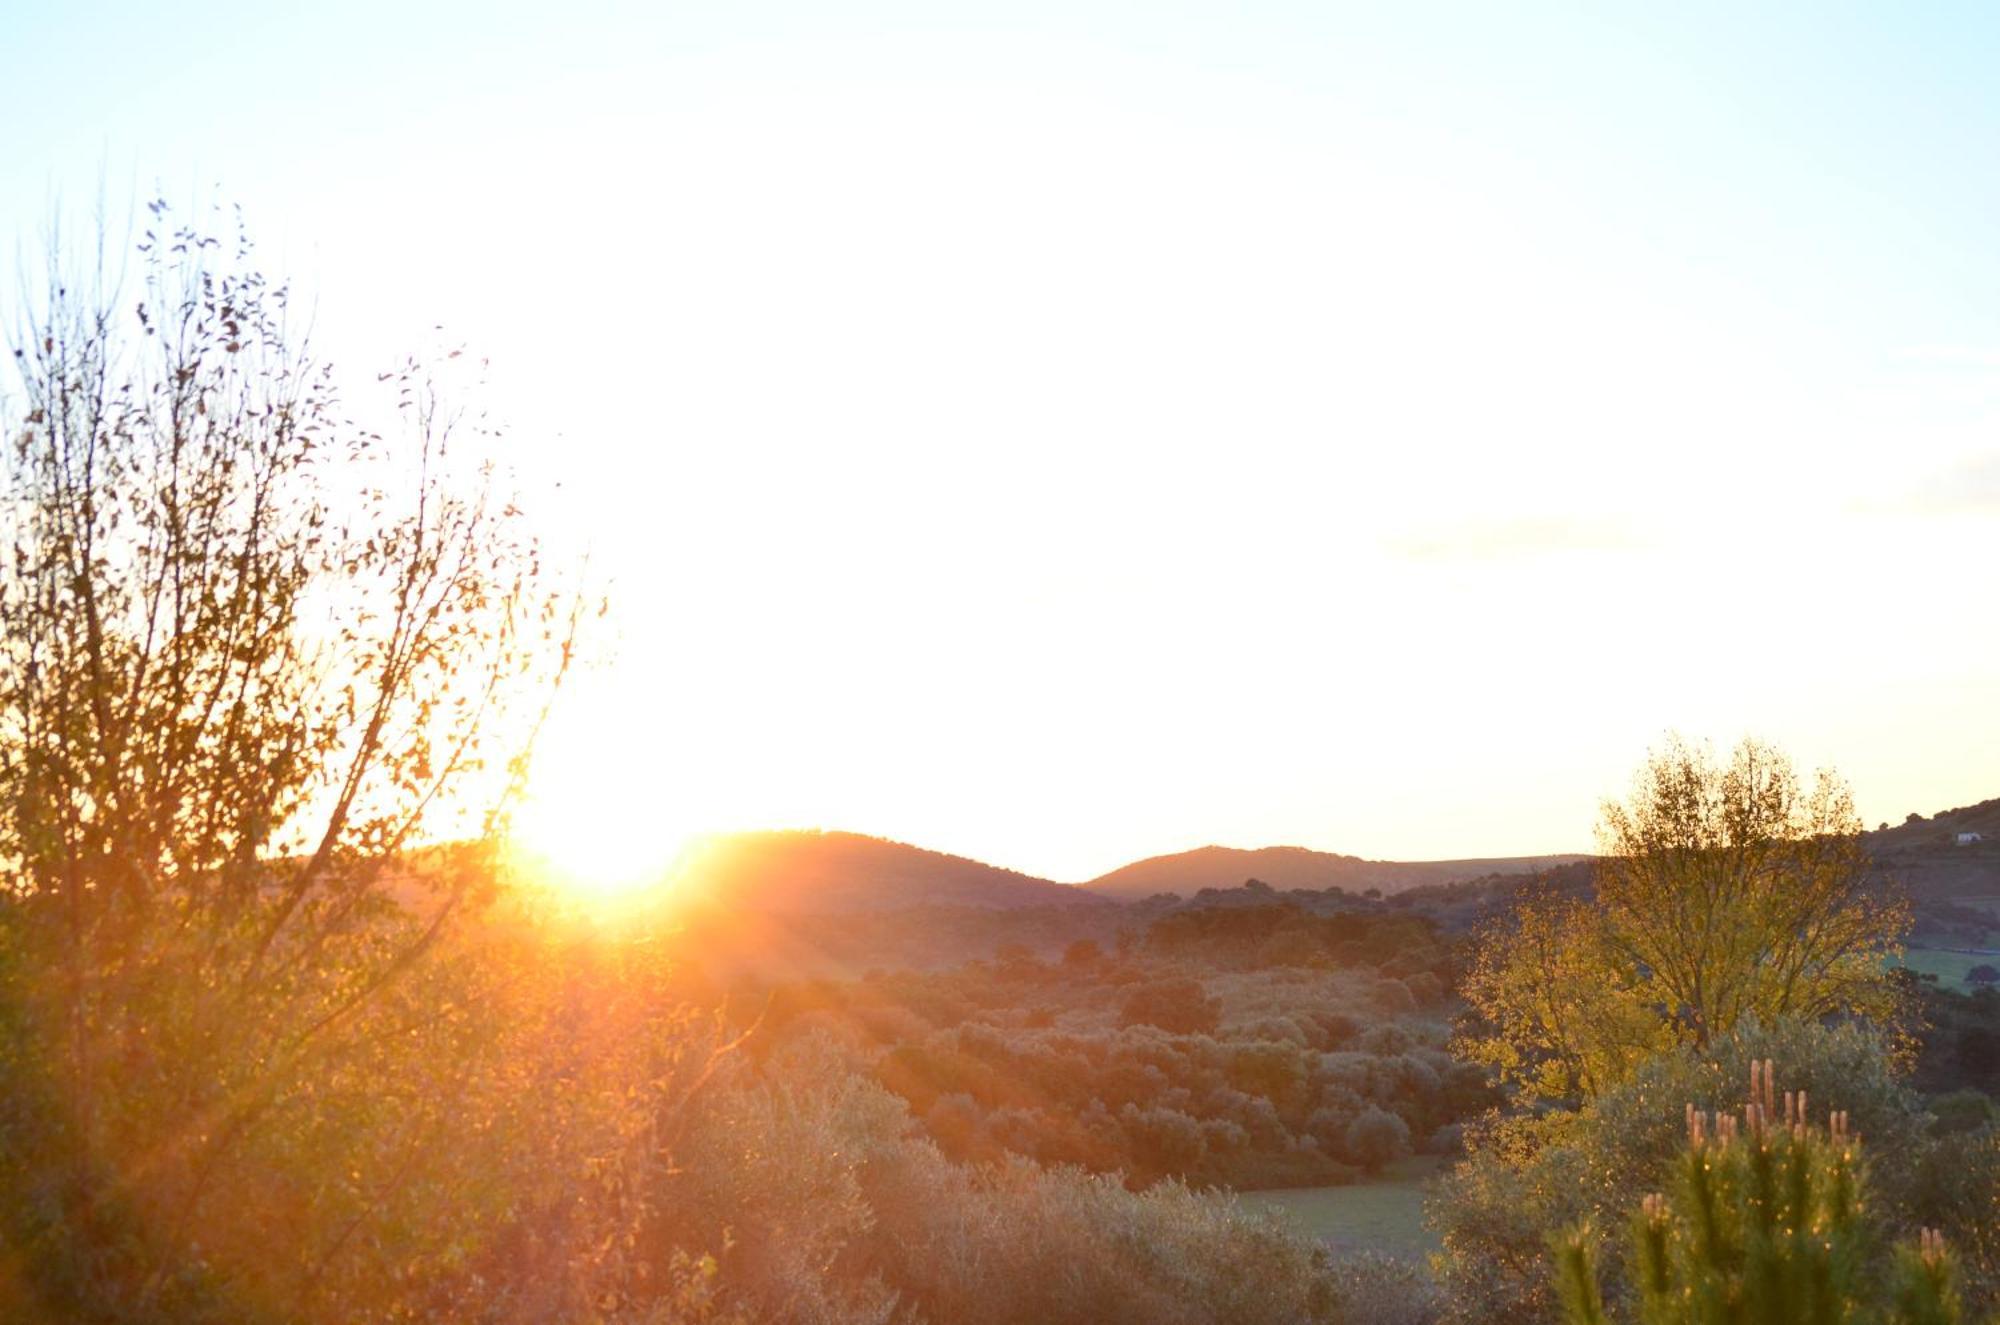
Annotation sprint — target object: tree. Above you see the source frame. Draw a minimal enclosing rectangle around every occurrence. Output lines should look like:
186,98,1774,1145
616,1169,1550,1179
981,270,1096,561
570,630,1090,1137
1458,887,1677,1101
1462,737,1910,1103
1967,965,1999,989
1119,978,1221,1035
0,204,579,1316
1344,1105,1412,1175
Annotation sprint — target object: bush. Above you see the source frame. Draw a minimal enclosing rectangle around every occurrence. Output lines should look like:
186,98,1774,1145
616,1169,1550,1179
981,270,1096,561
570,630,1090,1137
1906,1125,2000,1311
1326,1250,1441,1325
666,1037,1346,1324
1119,979,1222,1035
1553,1066,1971,1325
1430,1020,1938,1325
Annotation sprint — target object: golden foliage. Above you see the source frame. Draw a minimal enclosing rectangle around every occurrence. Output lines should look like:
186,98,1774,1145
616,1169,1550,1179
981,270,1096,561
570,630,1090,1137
1460,737,1910,1103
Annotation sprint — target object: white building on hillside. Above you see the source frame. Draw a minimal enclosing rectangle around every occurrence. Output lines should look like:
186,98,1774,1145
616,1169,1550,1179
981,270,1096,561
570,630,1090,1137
1956,831,1984,845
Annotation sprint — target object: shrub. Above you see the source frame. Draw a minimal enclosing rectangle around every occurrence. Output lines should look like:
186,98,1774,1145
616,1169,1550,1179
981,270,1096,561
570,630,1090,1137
669,1038,1346,1324
1120,979,1222,1035
1553,1062,1970,1325
1327,1250,1441,1325
1905,1125,2000,1311
1431,1020,1937,1325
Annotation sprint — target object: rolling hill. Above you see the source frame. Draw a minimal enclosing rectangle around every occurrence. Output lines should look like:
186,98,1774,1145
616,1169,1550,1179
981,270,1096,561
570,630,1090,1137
668,829,1110,913
1865,796,2000,899
1079,844,1589,903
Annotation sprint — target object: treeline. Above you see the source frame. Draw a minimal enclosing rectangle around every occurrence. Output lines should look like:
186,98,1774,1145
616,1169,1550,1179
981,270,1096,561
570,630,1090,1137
1143,901,1455,987
660,883,1430,981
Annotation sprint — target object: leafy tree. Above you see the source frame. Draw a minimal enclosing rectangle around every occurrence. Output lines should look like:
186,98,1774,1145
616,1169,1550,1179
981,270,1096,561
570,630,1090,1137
1459,887,1673,1101
0,205,579,1317
1462,737,1910,1103
1119,977,1222,1035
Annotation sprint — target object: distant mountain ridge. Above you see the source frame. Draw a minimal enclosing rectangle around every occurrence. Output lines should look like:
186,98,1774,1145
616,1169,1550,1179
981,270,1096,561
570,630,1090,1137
665,830,1587,914
1079,844,1590,903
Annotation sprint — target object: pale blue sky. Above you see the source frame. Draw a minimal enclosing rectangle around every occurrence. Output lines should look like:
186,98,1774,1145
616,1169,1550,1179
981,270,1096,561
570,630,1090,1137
5,3,1998,881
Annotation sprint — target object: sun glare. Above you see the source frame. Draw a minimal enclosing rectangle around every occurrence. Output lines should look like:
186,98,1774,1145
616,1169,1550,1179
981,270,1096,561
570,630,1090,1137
510,778,699,902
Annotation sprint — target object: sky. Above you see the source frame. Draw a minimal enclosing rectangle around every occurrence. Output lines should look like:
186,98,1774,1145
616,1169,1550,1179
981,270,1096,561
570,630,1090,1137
4,2,1999,883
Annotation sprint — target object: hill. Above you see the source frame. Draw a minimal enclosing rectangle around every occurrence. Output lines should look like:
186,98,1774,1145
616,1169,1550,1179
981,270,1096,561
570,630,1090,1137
1865,796,2000,901
669,829,1109,913
1385,797,2000,938
648,792,2000,923
1081,844,1588,903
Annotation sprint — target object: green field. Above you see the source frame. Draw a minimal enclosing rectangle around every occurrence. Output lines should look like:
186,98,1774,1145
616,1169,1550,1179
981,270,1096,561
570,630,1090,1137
1233,1155,1443,1257
1894,946,2000,988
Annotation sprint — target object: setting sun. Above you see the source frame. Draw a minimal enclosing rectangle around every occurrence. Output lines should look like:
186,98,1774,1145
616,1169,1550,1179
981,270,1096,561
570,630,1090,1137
509,775,702,900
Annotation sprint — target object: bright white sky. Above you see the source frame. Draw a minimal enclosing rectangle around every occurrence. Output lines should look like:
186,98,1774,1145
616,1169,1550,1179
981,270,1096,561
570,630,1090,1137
5,2,1998,883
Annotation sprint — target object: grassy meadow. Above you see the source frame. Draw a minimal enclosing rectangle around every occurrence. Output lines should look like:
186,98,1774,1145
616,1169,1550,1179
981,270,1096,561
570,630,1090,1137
1234,1156,1444,1257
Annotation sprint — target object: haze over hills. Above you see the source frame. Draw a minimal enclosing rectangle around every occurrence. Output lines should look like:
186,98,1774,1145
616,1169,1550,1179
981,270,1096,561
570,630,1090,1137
1079,845,1591,903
